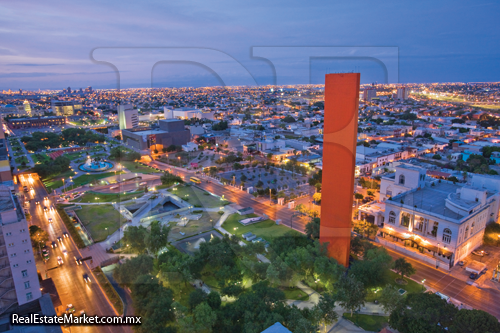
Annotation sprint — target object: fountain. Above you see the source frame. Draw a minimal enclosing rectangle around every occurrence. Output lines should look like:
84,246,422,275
78,156,113,172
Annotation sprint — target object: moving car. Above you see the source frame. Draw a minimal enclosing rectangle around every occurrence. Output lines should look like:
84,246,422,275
83,273,91,283
74,257,82,265
44,196,48,201
48,218,53,223
35,201,40,205
42,247,50,260
51,241,57,248
57,236,63,243
63,232,69,238
43,206,48,212
139,182,147,186
57,256,63,265
62,250,68,256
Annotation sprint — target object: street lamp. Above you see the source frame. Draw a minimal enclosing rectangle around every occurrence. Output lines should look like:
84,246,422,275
105,227,109,238
62,178,65,193
210,219,213,228
421,279,426,291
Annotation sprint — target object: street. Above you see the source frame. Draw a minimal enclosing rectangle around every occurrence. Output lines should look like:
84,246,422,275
21,175,131,333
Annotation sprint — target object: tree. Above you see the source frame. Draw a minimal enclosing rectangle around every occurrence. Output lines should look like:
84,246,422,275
334,275,366,317
188,289,207,312
113,255,154,287
379,285,402,314
159,250,194,287
349,247,392,288
121,225,148,253
432,154,442,160
206,291,221,310
29,225,48,249
314,292,338,332
393,258,416,282
354,193,364,200
449,309,500,333
305,217,320,240
312,192,321,204
145,220,171,258
389,292,456,333
160,171,184,186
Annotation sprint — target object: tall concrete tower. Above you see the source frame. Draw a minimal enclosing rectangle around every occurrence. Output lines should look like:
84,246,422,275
320,73,360,267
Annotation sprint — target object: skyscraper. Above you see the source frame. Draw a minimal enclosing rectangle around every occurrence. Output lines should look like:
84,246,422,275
22,100,31,117
362,88,377,101
397,87,409,100
320,73,360,267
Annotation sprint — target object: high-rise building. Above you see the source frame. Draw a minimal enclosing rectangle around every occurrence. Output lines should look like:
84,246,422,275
22,100,31,117
0,126,12,188
66,87,71,94
0,185,42,312
397,87,409,100
50,100,82,116
362,88,377,101
118,104,139,130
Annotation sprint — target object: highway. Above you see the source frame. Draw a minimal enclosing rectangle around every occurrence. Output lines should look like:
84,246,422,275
20,175,131,333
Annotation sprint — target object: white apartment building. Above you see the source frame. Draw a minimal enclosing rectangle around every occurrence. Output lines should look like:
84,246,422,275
376,165,500,268
118,104,139,130
0,186,41,313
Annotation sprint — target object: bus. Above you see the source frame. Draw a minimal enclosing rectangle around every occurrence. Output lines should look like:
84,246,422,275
189,177,201,184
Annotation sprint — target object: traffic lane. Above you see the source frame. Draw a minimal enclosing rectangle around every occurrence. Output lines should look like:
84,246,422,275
29,180,129,333
385,248,500,318
78,179,162,194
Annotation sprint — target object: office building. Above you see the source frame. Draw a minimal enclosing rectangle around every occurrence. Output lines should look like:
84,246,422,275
397,87,410,100
0,127,12,187
121,119,190,151
118,104,139,130
50,100,82,116
0,186,42,312
22,101,31,117
362,88,377,101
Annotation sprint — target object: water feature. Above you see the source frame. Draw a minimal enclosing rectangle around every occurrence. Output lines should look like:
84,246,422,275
79,156,113,172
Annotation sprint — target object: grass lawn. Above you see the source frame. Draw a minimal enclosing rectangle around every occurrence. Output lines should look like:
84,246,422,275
168,282,196,308
73,171,125,188
343,313,388,331
222,213,302,241
71,191,143,203
75,204,124,242
169,185,229,208
14,156,28,164
365,270,423,302
42,170,79,193
31,153,51,164
282,287,309,301
120,161,160,174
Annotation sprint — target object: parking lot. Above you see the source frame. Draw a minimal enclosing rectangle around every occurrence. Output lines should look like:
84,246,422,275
218,166,310,193
450,244,500,287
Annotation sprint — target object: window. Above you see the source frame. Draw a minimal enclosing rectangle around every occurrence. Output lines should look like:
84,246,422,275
21,270,28,278
24,281,30,289
389,211,396,224
13,264,18,268
399,174,405,185
24,249,29,254
8,243,14,247
401,213,410,227
26,260,31,264
442,228,452,244
5,232,11,236
471,222,475,235
10,253,16,258
26,292,32,301
22,239,27,244
20,229,26,233
465,226,469,239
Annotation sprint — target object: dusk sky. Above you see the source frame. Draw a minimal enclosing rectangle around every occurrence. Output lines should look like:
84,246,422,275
1,0,499,90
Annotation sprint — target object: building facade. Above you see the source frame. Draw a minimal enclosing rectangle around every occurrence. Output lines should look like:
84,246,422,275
51,100,82,116
6,117,66,129
118,104,139,130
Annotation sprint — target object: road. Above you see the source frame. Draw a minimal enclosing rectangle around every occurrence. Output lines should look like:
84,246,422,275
20,175,131,333
386,247,500,318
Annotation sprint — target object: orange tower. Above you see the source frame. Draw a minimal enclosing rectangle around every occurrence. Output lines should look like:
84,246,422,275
320,73,360,267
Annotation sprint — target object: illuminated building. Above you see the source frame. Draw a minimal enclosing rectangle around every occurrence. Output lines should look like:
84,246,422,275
118,104,139,130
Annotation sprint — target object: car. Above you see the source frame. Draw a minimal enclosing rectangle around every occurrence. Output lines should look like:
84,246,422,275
469,272,478,280
472,250,484,257
62,250,68,256
74,257,82,265
83,273,91,283
48,218,53,223
57,236,63,243
63,232,69,238
57,256,63,265
139,182,147,186
65,304,76,314
457,261,464,266
35,201,40,205
43,206,48,212
50,205,54,211
51,241,57,248
44,196,48,201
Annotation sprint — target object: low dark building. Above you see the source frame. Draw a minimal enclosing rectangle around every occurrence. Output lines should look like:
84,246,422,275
121,119,190,151
6,116,66,129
